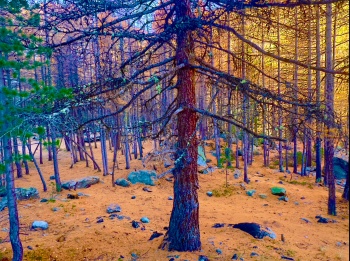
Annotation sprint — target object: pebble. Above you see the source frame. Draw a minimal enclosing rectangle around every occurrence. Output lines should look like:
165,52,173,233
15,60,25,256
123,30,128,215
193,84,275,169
131,195,136,199
198,255,209,261
216,249,222,254
168,196,173,200
142,187,152,192
281,256,294,260
96,217,104,223
27,246,33,250
301,218,311,223
40,198,48,203
140,217,150,223
250,252,259,257
206,191,213,197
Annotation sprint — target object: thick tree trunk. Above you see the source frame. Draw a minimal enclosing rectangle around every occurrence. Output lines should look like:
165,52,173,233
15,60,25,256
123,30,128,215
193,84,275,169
161,0,200,251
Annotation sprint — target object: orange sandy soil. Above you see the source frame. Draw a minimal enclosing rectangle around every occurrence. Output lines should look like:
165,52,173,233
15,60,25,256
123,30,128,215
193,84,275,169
0,139,349,261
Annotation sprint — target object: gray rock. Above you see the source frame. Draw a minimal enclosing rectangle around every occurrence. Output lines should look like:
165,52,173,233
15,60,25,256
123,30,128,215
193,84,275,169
232,222,276,239
246,190,256,196
115,178,131,187
107,204,121,213
128,170,157,186
62,176,99,190
333,157,349,180
259,194,267,199
140,217,150,223
32,221,48,230
15,187,39,200
49,175,55,180
207,191,213,197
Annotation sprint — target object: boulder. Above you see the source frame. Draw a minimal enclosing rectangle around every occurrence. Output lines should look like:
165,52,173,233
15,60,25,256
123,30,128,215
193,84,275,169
62,176,100,190
115,178,131,187
32,221,49,230
232,222,276,239
127,170,157,186
15,187,39,200
197,146,207,167
271,187,286,196
333,157,348,180
107,204,121,213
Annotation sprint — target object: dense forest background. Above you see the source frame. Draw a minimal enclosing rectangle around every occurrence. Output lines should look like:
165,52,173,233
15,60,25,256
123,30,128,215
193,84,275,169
0,0,349,260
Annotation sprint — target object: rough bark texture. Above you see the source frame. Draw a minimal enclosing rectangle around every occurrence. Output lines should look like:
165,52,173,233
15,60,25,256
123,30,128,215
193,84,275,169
161,0,201,252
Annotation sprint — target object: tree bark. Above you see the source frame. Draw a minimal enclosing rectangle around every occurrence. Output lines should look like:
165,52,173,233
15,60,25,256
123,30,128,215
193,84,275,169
161,0,200,251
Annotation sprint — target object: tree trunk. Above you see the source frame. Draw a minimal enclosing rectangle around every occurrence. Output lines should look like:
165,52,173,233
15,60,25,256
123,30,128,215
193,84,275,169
161,0,200,251
51,127,62,192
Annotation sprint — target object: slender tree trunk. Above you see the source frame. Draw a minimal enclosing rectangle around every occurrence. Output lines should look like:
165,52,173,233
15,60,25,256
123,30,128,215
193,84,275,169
324,3,336,215
12,138,22,178
293,8,299,174
161,0,200,251
27,142,47,192
50,127,62,192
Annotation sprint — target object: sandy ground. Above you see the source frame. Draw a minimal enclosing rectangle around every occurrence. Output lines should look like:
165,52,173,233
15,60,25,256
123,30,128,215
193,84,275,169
0,139,349,261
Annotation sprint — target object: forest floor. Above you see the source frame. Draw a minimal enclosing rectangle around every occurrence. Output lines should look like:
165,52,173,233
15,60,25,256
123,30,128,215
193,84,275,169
0,139,349,261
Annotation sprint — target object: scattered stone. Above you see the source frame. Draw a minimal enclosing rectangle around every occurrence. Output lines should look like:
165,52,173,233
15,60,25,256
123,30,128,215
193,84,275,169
96,217,104,223
294,202,299,205
199,169,209,174
62,176,100,190
67,193,79,199
206,191,213,197
142,187,152,192
149,231,163,240
32,221,49,230
263,204,268,207
140,217,150,223
115,178,131,187
250,252,259,257
132,220,140,228
234,173,240,179
232,222,276,239
212,223,225,228
336,242,342,247
131,195,136,199
56,235,66,242
271,187,286,196
246,190,256,196
168,196,173,200
27,246,33,250
301,218,311,223
258,194,267,199
216,249,222,254
77,192,89,197
40,198,48,203
232,253,238,260
198,255,209,261
131,252,138,258
278,181,284,184
49,175,55,180
301,196,306,200
107,204,121,213
278,196,289,202
281,256,295,260
52,207,60,212
128,170,158,186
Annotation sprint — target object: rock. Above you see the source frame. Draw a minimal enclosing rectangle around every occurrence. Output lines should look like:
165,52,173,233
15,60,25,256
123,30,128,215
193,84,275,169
206,191,213,197
301,217,311,223
131,195,136,199
250,252,259,257
259,194,267,199
199,169,209,174
234,173,240,179
56,235,66,242
232,253,238,260
281,256,295,260
246,190,256,196
216,249,222,254
15,187,39,200
278,196,289,202
27,246,33,250
294,202,299,205
271,187,286,196
333,157,348,180
197,146,207,167
49,175,55,180
317,217,329,223
67,193,79,199
132,220,140,228
234,169,241,179
278,181,284,184
0,186,6,197
52,207,60,212
168,196,173,200
128,170,157,186
115,178,131,187
140,217,150,223
149,231,163,240
40,198,48,203
62,176,99,190
96,217,104,223
232,222,276,239
212,223,225,228
198,255,209,261
142,187,152,192
107,204,121,213
32,221,48,230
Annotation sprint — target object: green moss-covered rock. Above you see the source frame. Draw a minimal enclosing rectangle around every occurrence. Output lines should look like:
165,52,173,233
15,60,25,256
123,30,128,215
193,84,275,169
127,170,157,186
271,187,286,196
